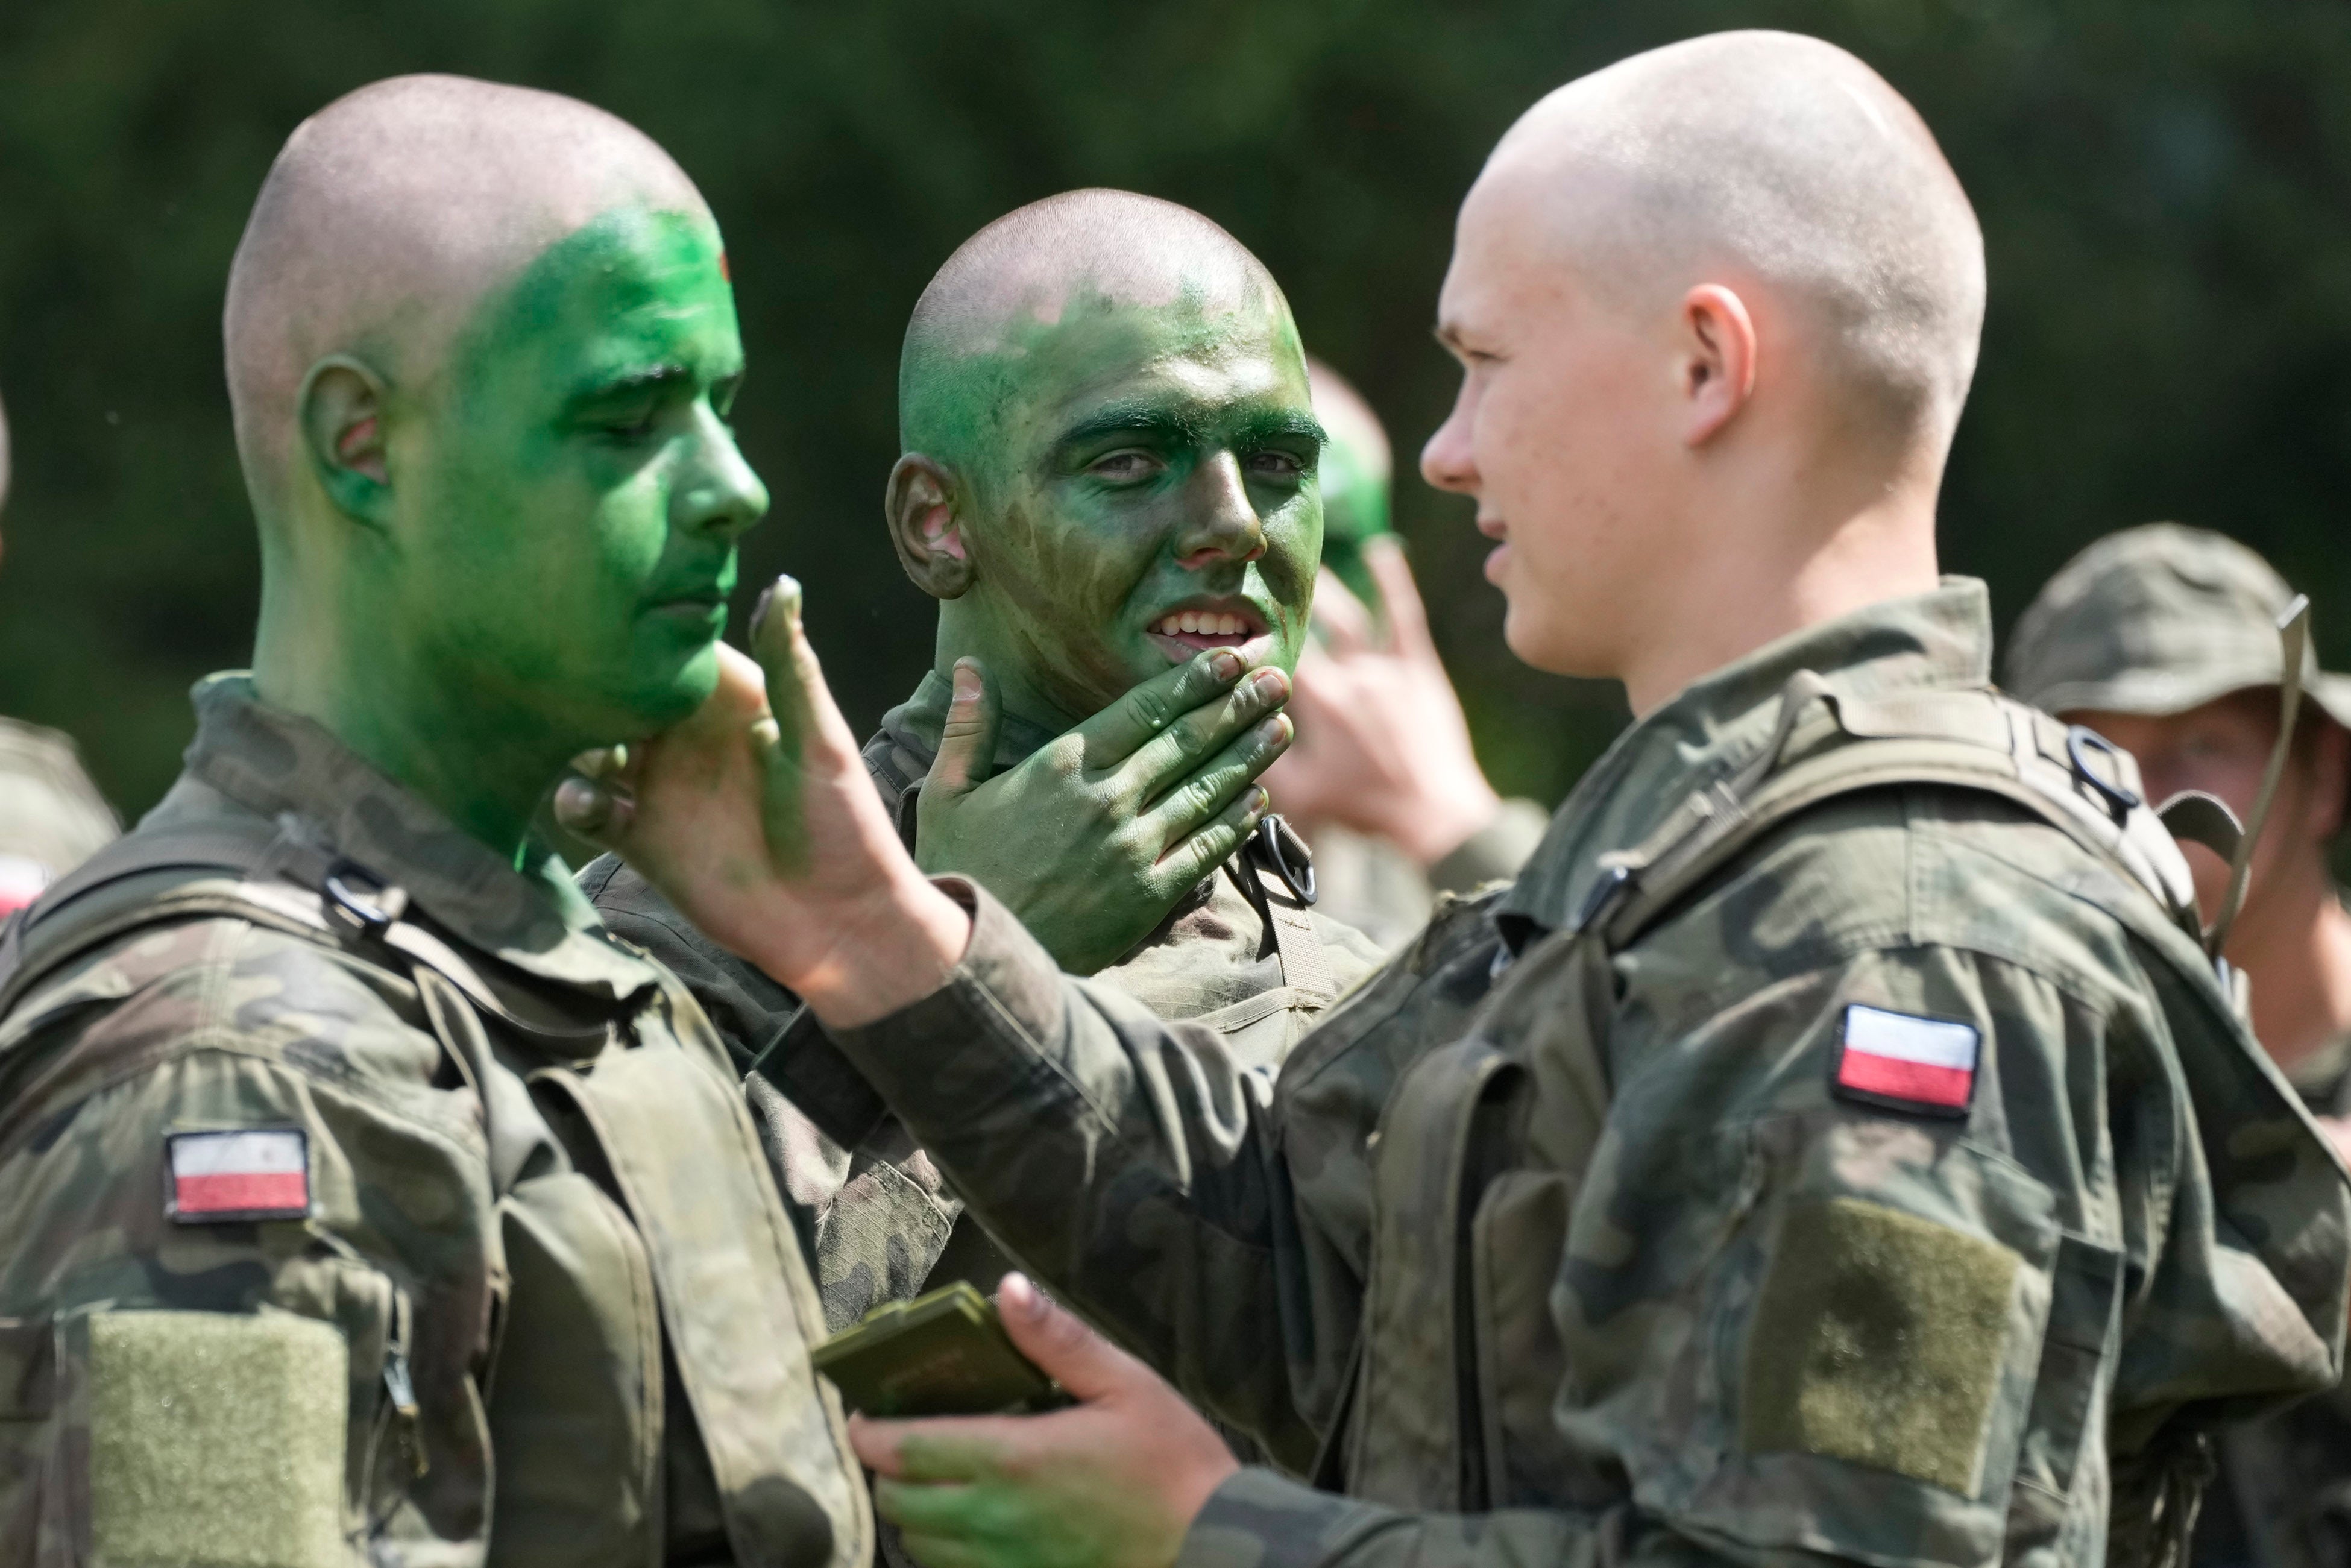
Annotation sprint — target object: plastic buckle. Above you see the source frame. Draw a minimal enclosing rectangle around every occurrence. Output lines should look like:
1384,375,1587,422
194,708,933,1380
2065,726,2142,825
1573,862,1635,934
1254,816,1317,905
323,858,410,940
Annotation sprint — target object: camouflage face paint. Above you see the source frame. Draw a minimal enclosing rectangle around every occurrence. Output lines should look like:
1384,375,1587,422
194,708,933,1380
1314,414,1393,612
384,207,764,854
919,284,1323,732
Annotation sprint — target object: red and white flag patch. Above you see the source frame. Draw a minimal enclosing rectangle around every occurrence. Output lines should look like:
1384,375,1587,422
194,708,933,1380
166,1129,311,1223
1833,1004,1980,1117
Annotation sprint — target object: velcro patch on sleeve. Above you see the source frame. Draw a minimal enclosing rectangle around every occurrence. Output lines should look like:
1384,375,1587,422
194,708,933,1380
1833,1003,1980,1117
166,1129,311,1223
1742,1197,2020,1495
85,1310,348,1567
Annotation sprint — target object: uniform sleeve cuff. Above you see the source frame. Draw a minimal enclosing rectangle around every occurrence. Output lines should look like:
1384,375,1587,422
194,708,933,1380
1427,798,1550,897
1177,1466,1402,1568
826,876,1074,1122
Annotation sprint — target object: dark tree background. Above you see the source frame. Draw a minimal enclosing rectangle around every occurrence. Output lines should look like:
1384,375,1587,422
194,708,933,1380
4,0,2349,820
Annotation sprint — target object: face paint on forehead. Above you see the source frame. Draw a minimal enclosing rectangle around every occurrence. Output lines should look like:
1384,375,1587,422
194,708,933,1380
383,202,760,800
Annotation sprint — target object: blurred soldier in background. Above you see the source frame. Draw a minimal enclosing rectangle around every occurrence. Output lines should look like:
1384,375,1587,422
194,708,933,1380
1262,358,1546,948
2009,522,2351,1568
581,189,1380,1328
0,386,118,915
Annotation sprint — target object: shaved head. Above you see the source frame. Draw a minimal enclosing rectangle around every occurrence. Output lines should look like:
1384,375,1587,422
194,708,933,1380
899,189,1280,468
1488,30,1983,441
224,74,709,517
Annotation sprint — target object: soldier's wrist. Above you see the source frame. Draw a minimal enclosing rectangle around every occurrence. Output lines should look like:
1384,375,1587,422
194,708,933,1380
769,870,972,1029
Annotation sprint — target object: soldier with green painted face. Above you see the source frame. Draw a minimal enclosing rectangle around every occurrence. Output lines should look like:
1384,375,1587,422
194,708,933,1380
580,190,1382,1325
572,31,2350,1568
1263,359,1546,949
0,77,893,1564
0,386,119,915
2008,524,2351,1568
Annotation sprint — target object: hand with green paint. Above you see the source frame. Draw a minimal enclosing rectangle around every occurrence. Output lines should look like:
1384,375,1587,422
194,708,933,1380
916,650,1293,974
851,1273,1235,1568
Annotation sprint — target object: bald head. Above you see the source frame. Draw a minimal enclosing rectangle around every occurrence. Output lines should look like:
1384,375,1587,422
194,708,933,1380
899,189,1282,465
225,74,709,517
1487,30,1983,442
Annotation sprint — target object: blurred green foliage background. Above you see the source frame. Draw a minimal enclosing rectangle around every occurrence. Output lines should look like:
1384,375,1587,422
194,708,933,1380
4,0,2349,820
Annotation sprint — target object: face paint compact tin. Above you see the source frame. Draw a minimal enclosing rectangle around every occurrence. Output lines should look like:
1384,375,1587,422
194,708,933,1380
811,1281,1066,1418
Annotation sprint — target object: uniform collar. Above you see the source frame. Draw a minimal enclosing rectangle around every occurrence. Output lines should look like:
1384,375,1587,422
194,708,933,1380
166,673,659,1002
877,670,1064,787
1499,578,1996,942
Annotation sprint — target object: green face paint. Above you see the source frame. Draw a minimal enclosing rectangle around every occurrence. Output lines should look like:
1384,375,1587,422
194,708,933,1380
407,208,763,746
1314,415,1393,611
914,283,1323,731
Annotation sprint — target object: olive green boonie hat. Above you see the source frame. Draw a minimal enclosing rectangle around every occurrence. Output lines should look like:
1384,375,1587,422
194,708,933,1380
2006,523,2351,731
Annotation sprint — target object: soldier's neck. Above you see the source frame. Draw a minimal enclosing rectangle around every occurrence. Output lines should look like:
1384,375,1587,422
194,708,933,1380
253,593,571,875
1620,464,1942,717
928,602,1097,749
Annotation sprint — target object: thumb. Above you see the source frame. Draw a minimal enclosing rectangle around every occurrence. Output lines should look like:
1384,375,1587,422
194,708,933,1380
552,746,636,848
926,657,1001,801
996,1273,1145,1405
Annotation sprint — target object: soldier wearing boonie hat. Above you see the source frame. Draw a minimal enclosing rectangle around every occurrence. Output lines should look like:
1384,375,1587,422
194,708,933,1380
2009,521,2351,1568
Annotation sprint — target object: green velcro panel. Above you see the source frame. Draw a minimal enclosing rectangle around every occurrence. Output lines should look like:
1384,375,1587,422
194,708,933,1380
1742,1197,2019,1495
87,1309,347,1567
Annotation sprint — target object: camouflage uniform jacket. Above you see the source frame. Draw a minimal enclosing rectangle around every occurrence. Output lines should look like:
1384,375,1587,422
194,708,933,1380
2193,1013,2351,1568
821,580,2351,1568
584,671,1382,1329
0,675,866,1568
0,715,119,916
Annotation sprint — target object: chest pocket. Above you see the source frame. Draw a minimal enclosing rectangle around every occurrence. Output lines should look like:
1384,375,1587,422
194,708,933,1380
537,1021,866,1568
486,1170,663,1566
1349,924,1617,1511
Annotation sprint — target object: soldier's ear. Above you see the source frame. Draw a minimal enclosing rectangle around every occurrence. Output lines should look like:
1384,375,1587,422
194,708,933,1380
886,453,974,600
298,355,392,528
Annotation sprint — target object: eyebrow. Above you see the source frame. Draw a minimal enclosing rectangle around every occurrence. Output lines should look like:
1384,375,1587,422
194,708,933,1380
1054,401,1327,451
565,363,701,409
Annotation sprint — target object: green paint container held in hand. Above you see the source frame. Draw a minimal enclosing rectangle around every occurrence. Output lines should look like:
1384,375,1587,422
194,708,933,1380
812,1282,1067,1418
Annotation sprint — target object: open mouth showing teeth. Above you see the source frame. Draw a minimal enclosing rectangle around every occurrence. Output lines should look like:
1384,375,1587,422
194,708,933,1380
1147,603,1270,655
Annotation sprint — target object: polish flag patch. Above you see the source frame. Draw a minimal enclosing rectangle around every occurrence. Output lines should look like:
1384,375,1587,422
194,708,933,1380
1832,1004,1981,1118
166,1129,312,1223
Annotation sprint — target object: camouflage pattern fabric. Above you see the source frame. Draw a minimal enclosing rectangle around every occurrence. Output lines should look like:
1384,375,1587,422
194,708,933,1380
2010,529,2351,1568
1303,800,1549,951
0,674,867,1568
0,714,118,916
581,668,1383,1331
822,580,2351,1568
2186,989,2351,1568
2004,522,2351,730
